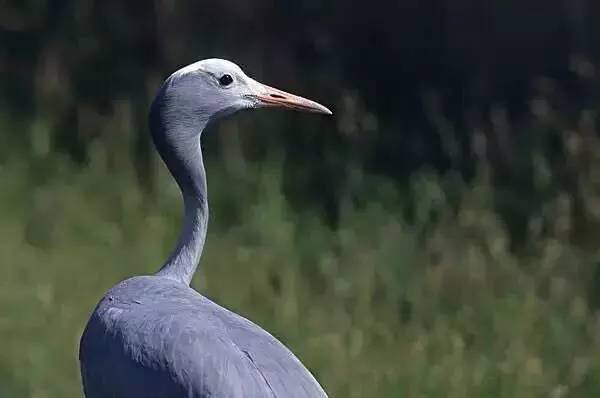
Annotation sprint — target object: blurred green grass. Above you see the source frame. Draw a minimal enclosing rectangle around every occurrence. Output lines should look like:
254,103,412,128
3,120,600,398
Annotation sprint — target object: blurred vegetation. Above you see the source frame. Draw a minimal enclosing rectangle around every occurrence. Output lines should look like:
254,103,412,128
3,1,600,397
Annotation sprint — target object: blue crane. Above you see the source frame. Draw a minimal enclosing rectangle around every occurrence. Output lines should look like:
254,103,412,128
79,59,332,398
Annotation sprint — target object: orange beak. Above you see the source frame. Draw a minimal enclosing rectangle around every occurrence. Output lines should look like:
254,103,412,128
253,82,332,115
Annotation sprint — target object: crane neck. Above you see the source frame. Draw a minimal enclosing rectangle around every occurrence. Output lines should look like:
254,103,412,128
156,191,208,285
149,90,210,286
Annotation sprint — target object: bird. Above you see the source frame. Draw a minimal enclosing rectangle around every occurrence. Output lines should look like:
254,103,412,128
79,58,332,398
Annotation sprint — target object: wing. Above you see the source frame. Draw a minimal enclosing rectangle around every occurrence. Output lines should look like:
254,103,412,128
80,278,275,398
218,306,328,398
80,276,327,398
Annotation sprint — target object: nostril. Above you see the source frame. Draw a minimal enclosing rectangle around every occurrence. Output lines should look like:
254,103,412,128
269,93,286,99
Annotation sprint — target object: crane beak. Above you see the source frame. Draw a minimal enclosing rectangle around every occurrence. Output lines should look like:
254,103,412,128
251,82,332,115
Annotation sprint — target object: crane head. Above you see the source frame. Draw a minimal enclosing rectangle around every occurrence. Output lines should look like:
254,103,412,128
162,58,332,123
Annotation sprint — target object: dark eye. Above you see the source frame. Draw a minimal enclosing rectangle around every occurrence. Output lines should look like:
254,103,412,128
218,74,233,86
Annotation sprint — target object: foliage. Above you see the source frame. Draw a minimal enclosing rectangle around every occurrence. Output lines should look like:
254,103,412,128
2,112,600,397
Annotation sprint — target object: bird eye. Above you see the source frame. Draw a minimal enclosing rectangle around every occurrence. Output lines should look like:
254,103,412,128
218,74,234,87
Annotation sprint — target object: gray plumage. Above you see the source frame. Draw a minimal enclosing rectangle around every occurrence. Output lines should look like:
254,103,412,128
79,59,331,398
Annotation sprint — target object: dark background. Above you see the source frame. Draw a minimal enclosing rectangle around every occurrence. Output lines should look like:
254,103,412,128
5,1,598,181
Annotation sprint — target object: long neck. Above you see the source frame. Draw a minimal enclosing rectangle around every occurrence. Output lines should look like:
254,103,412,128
150,90,210,286
156,190,208,285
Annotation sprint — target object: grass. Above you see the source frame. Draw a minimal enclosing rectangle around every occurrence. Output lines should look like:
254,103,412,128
2,122,600,397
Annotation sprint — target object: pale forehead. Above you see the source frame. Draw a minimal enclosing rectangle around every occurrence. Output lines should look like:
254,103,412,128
171,58,246,78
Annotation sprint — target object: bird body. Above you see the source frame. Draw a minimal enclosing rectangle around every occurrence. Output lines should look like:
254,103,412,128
81,276,326,397
79,59,331,397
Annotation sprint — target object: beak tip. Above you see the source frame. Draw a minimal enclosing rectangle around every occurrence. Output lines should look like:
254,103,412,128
317,105,333,115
